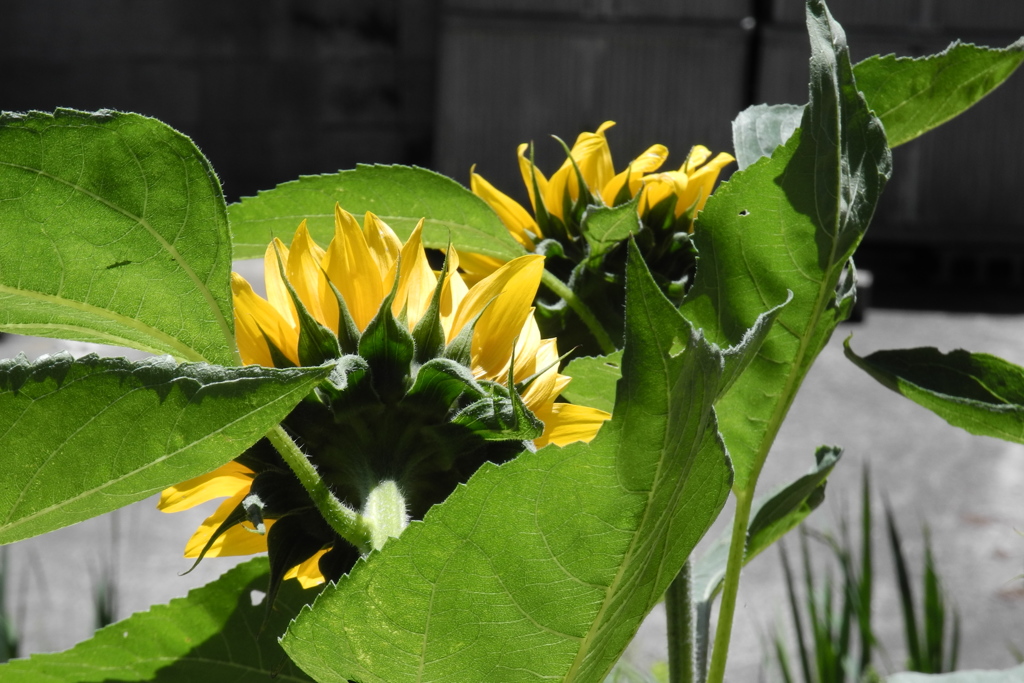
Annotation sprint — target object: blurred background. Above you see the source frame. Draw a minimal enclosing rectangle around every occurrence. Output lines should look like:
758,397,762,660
1,0,1023,679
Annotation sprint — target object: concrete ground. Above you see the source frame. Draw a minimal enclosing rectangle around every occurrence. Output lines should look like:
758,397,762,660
1,297,1022,679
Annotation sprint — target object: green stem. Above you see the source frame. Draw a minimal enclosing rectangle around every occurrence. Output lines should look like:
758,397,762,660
705,489,754,683
666,559,696,683
539,270,617,355
266,424,373,552
362,480,410,551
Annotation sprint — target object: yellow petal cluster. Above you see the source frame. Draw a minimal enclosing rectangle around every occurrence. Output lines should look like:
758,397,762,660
160,205,611,587
468,121,734,278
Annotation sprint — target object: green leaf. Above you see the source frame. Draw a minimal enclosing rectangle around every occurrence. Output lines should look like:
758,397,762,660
844,339,1024,444
0,557,316,682
887,664,1024,682
0,109,237,365
561,350,623,415
732,40,1024,168
228,164,525,261
691,446,841,663
0,353,331,545
680,0,891,494
731,103,805,170
279,241,749,683
581,194,643,260
745,445,841,561
854,39,1024,148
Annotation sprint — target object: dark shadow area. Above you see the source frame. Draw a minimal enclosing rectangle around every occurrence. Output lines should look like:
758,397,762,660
858,242,1024,313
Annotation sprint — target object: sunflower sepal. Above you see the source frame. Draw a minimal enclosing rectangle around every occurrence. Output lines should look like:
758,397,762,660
356,277,416,404
451,391,543,442
261,331,298,369
441,301,492,367
324,277,363,355
402,358,487,414
451,360,544,443
410,252,451,364
274,258,344,368
323,354,373,397
580,193,643,263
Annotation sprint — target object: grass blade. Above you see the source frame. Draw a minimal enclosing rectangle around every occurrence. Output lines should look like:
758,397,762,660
780,540,814,683
885,500,923,670
922,527,944,672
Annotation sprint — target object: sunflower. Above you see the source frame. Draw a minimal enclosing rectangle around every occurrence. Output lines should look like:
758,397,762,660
463,122,734,355
464,120,735,281
159,205,610,590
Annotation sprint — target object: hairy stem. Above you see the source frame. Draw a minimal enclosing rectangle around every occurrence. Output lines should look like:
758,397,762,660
667,559,696,683
267,423,373,552
705,489,754,683
540,270,617,355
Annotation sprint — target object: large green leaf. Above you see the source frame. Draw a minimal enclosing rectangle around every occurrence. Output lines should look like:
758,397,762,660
228,164,525,261
888,665,1024,683
854,39,1024,148
278,242,776,683
681,0,891,494
0,353,331,544
0,109,237,365
845,339,1024,444
0,558,316,682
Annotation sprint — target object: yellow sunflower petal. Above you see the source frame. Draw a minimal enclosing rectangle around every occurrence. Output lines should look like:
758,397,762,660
510,311,544,384
264,239,296,329
683,145,713,174
323,205,385,332
522,364,571,417
602,143,669,205
158,461,254,513
570,120,616,200
286,220,330,328
547,121,617,213
283,549,328,588
471,167,542,247
231,272,299,366
183,490,275,558
533,402,612,448
363,212,402,283
392,219,438,328
449,254,545,379
454,251,506,287
440,246,470,340
641,171,689,216
680,152,736,217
